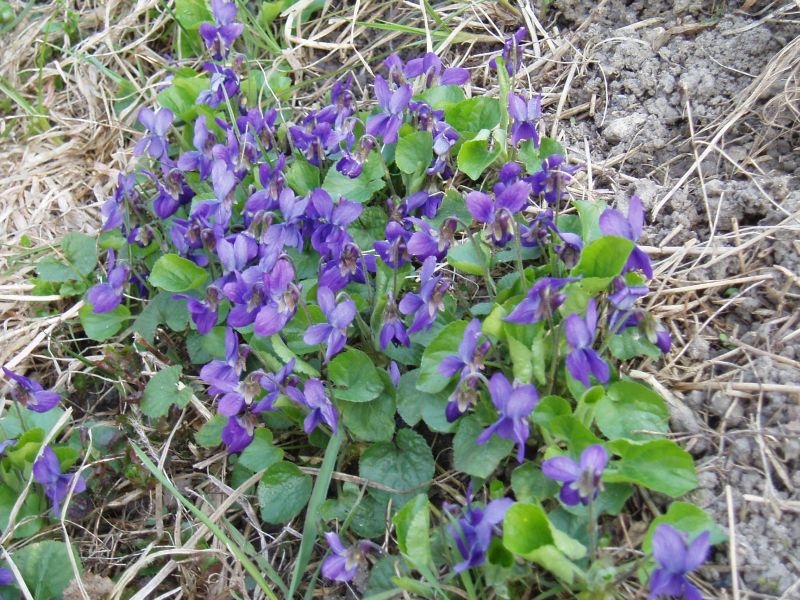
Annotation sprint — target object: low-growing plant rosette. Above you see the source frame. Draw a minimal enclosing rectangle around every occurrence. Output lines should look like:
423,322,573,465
10,6,724,598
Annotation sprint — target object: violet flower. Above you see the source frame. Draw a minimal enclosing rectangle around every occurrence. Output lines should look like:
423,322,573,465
373,221,411,269
465,180,531,246
446,485,513,573
0,567,12,588
445,377,480,422
388,361,401,388
379,293,410,350
404,52,470,88
508,93,541,147
489,27,527,75
599,196,653,278
101,173,136,231
365,75,412,144
398,256,450,333
303,287,356,363
177,115,216,179
439,319,490,383
197,63,240,109
608,276,649,312
198,0,244,60
504,277,573,325
290,378,338,434
221,415,255,452
564,300,609,386
2,367,60,413
174,286,221,334
321,532,379,582
477,373,539,463
554,231,583,270
33,446,86,516
87,249,130,313
529,155,580,206
133,107,173,159
649,524,711,600
542,444,608,506
253,257,300,337
406,216,457,260
252,359,298,414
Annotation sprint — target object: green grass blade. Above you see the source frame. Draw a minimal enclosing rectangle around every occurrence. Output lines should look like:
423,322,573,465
130,442,280,600
288,428,343,597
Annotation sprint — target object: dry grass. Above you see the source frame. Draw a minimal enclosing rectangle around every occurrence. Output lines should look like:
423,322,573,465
1,0,799,597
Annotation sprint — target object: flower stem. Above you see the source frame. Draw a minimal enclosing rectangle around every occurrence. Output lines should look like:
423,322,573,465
513,219,529,293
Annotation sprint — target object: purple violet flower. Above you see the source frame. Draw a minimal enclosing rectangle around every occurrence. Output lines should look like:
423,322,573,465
198,0,244,60
439,319,490,383
542,444,608,506
2,367,60,413
0,567,12,587
177,115,216,179
321,532,380,582
388,361,401,388
529,155,580,206
87,249,130,313
477,373,539,462
252,359,298,414
291,378,338,434
564,300,610,387
133,107,173,159
303,287,356,363
379,294,410,350
365,75,412,144
508,93,541,147
221,415,255,453
465,180,532,246
446,485,513,573
649,524,711,600
197,63,241,109
599,196,653,279
398,256,450,333
504,277,573,325
174,286,221,334
404,52,470,88
373,221,411,269
406,216,457,260
253,257,300,337
489,27,527,75
33,446,87,516
554,231,583,270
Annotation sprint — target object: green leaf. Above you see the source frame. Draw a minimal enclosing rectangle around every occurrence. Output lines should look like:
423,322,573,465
397,369,439,427
0,485,43,539
359,429,435,505
0,406,64,439
417,321,468,393
37,257,78,282
446,241,490,276
194,415,228,448
328,349,384,402
457,138,501,180
395,130,433,174
574,199,608,245
186,326,228,363
149,253,208,292
511,462,560,504
79,303,130,341
419,85,465,110
594,381,669,441
257,461,313,524
571,236,634,279
174,0,212,30
141,365,193,418
62,232,97,276
134,291,190,342
606,439,697,497
508,335,533,384
539,137,565,159
322,151,385,203
453,415,514,478
643,502,726,553
341,393,396,442
445,97,500,136
608,327,662,360
393,494,432,569
12,540,82,599
286,158,320,195
502,503,585,584
238,429,284,472
157,75,209,120
426,189,472,229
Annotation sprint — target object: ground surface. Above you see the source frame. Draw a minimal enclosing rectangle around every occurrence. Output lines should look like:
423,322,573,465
1,0,799,597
